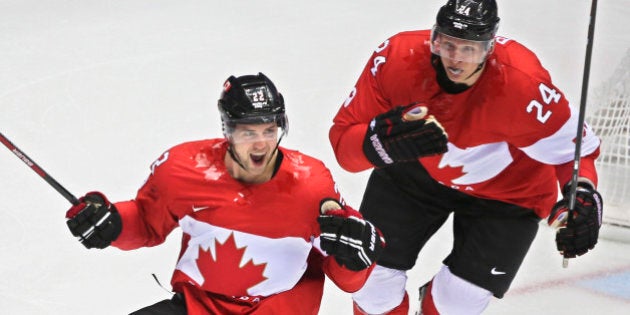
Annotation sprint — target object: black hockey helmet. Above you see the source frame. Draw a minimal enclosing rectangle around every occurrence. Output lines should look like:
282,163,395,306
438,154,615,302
435,0,500,41
218,72,288,137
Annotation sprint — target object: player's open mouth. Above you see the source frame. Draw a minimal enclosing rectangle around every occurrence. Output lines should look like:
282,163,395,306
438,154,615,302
447,67,463,75
250,153,266,166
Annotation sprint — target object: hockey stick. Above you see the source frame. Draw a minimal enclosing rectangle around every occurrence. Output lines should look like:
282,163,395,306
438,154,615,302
0,132,79,205
563,0,598,268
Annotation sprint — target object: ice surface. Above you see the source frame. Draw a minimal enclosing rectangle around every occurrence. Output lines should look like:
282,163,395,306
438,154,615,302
1,1,629,314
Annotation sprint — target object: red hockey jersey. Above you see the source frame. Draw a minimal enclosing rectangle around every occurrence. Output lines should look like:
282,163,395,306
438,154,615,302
330,30,600,218
111,139,371,314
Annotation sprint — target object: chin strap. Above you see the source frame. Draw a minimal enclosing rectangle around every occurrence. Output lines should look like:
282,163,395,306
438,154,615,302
269,129,286,164
464,61,485,80
227,145,248,171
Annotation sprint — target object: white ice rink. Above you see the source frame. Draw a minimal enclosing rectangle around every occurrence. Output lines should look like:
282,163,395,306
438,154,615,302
1,1,629,314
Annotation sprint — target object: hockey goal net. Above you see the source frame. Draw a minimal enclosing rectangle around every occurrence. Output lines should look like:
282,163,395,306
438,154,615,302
587,48,630,237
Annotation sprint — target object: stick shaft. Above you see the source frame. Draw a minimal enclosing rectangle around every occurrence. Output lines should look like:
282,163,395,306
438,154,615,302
0,132,79,205
564,0,598,268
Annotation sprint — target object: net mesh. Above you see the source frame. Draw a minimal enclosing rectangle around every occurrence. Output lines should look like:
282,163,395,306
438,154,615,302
587,48,630,229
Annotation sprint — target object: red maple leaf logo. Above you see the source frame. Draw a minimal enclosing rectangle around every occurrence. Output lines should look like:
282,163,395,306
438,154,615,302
196,233,268,296
423,155,465,187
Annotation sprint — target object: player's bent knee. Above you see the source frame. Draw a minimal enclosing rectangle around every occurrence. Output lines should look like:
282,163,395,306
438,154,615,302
352,265,408,314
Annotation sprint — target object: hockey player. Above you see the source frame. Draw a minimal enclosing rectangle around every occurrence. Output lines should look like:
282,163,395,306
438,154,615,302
65,73,385,314
329,0,603,314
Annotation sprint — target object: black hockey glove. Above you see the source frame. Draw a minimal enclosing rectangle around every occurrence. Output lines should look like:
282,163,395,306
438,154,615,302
548,181,603,258
363,104,448,168
317,199,385,271
66,192,122,249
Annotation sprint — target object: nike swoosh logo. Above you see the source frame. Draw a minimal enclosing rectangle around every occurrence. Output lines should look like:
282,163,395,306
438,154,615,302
192,205,209,212
491,267,506,275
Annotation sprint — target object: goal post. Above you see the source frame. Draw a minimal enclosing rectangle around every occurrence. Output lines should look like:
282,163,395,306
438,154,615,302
587,48,630,240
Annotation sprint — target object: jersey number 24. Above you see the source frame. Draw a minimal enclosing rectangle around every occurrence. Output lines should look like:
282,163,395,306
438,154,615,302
526,83,561,124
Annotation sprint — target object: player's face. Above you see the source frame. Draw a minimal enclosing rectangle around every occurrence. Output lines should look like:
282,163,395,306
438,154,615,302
432,33,491,85
228,122,279,182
